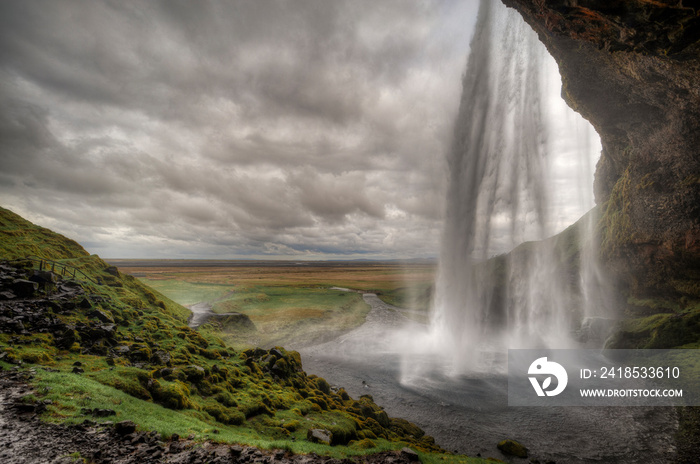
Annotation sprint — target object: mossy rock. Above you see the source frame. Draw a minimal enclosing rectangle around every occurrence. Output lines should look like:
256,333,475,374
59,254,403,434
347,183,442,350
151,379,193,410
183,365,206,383
214,391,238,408
497,439,528,458
19,351,53,364
359,417,385,439
202,401,245,425
390,418,425,439
240,399,273,418
353,438,377,449
338,388,351,401
314,377,331,395
307,428,332,446
282,420,300,432
309,395,329,410
329,421,358,446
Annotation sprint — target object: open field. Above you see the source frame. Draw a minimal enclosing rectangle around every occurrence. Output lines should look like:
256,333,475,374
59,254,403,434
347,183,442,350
110,260,436,349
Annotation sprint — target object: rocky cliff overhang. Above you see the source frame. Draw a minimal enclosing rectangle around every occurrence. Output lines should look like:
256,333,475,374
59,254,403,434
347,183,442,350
501,0,700,300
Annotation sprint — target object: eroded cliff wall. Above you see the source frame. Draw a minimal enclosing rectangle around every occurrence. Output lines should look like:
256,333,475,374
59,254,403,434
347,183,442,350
501,0,700,303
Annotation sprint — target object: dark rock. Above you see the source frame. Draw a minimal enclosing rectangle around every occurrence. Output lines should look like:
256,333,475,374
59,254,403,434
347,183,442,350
87,324,117,341
150,350,171,366
127,344,151,362
497,439,528,458
184,365,206,382
401,447,420,462
81,408,116,418
104,266,120,277
11,279,38,298
112,345,130,356
115,420,137,435
89,309,113,323
72,366,84,374
30,271,56,285
307,428,332,445
78,297,92,309
270,348,285,359
0,291,16,300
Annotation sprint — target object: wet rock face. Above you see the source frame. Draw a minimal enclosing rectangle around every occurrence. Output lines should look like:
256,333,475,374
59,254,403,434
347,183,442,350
501,0,700,299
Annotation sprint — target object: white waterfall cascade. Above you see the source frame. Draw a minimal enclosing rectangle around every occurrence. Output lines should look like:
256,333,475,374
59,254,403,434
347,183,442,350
400,0,603,379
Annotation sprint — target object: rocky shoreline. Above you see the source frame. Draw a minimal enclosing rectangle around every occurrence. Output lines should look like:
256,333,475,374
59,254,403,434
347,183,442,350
0,368,423,464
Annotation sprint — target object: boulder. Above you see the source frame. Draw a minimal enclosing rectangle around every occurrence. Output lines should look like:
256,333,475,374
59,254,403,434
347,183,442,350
115,420,137,435
150,350,171,366
497,439,528,458
104,266,120,277
12,279,38,298
89,309,114,323
401,447,420,462
112,345,130,356
29,271,56,285
307,428,332,446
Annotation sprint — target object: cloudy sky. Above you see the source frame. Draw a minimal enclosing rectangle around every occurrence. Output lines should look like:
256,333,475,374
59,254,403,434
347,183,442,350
0,0,597,260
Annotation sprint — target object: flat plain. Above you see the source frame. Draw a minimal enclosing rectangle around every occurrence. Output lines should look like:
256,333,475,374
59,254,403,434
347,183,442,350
110,260,436,349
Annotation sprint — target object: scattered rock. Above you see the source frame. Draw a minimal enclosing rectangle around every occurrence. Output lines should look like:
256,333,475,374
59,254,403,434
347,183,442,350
150,350,171,366
307,428,332,445
115,420,137,436
89,308,113,323
104,266,120,277
11,279,38,298
81,408,116,418
401,447,420,462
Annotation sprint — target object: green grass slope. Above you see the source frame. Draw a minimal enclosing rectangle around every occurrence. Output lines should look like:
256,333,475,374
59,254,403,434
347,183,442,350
0,207,486,463
0,206,88,260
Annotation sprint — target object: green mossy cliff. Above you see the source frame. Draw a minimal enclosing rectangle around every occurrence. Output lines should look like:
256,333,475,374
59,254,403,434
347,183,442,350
500,0,700,302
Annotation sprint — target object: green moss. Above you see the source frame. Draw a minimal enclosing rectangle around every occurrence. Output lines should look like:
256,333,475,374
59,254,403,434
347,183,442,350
497,439,528,458
282,420,301,432
150,380,193,410
607,301,700,349
202,400,245,425
600,167,633,257
314,377,331,395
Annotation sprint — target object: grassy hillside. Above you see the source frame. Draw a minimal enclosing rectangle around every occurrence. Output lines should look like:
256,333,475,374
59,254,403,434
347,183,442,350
0,207,486,463
0,206,88,260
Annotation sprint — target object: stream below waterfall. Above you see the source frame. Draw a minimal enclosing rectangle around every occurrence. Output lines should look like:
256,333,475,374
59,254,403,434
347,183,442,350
299,293,678,463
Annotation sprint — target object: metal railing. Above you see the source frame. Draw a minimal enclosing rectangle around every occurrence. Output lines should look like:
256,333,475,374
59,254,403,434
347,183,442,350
8,256,97,284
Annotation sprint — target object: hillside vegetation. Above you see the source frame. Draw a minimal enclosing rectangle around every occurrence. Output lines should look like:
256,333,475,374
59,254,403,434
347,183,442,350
0,207,486,463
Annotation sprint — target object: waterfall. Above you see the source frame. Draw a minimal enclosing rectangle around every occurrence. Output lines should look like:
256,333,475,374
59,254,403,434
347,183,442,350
405,0,602,377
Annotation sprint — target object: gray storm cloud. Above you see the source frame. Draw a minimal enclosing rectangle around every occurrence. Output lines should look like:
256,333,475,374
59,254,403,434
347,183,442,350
0,0,479,259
